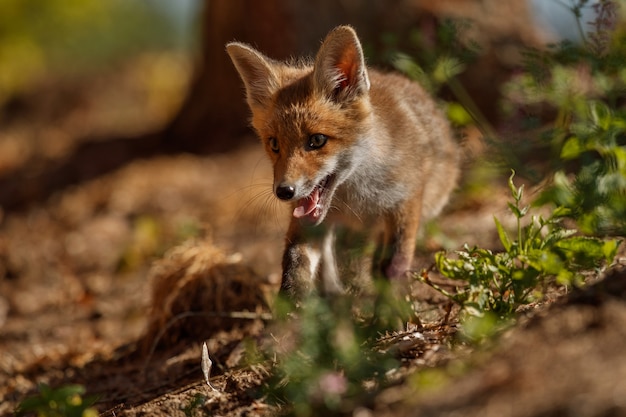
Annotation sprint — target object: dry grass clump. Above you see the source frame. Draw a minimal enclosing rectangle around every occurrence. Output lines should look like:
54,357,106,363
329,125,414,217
140,238,271,352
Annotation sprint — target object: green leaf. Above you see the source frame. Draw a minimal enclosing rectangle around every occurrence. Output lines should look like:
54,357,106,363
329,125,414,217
523,249,564,276
494,216,512,252
602,239,622,262
556,236,620,266
561,136,583,159
507,202,525,219
551,206,573,218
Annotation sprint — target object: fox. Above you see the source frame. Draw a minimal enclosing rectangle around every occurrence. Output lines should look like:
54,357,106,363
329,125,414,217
226,25,460,301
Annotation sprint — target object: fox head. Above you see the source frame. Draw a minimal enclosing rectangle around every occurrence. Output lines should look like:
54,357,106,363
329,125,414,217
227,26,373,225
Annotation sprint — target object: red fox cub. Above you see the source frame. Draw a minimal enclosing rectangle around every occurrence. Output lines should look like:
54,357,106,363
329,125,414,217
227,25,459,300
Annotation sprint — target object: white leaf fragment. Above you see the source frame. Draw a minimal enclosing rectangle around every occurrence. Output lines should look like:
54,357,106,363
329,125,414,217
201,342,219,391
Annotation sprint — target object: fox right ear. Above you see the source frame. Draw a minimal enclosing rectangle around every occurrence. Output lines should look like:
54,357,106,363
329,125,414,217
226,43,279,108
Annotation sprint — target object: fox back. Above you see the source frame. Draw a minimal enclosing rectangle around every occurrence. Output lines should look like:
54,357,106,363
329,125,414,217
227,26,459,299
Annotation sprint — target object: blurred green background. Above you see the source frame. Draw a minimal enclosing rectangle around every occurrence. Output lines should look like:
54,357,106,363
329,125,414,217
0,0,200,105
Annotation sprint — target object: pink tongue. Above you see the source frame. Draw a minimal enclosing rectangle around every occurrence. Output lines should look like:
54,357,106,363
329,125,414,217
293,188,320,218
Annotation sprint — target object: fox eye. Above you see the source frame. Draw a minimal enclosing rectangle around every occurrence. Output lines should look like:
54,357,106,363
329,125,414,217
268,137,279,153
308,133,328,150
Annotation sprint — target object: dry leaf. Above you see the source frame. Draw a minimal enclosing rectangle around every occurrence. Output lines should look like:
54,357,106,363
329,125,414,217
201,342,218,391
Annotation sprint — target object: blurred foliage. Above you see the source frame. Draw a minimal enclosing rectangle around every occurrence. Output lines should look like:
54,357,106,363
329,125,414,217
504,0,626,235
262,284,412,417
16,383,97,417
392,20,480,94
392,19,481,128
392,1,626,235
0,0,189,105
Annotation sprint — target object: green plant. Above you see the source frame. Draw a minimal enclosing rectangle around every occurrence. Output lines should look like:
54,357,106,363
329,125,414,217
16,383,98,417
503,0,626,235
427,172,619,330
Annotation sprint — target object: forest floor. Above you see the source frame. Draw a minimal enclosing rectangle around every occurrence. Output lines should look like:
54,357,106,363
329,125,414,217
2,62,626,417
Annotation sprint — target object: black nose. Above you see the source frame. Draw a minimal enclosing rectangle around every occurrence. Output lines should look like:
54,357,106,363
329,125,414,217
276,184,295,200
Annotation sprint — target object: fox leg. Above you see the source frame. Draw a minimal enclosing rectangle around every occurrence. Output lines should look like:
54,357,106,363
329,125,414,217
280,219,340,300
383,196,423,280
280,221,319,300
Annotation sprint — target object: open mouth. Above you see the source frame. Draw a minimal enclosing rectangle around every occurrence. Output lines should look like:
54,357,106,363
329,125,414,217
292,174,336,223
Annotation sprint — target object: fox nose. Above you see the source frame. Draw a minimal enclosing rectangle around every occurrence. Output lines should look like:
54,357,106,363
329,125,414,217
276,183,296,201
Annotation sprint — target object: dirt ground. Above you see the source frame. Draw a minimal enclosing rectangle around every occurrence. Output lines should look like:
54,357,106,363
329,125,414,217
1,63,626,417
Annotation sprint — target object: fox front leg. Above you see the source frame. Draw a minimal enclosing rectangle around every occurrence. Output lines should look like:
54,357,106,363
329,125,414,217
280,219,341,301
280,219,322,300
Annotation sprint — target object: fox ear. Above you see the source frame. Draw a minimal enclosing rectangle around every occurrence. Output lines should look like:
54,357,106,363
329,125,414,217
313,26,370,101
226,42,279,108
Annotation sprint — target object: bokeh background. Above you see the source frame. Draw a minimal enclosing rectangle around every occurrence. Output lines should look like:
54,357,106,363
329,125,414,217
2,1,623,416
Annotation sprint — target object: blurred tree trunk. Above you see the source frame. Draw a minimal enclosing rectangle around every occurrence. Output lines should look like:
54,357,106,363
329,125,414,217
162,1,294,153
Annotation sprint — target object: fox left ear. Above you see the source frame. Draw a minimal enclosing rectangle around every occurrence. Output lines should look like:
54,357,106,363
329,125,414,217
313,26,371,101
226,42,279,109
